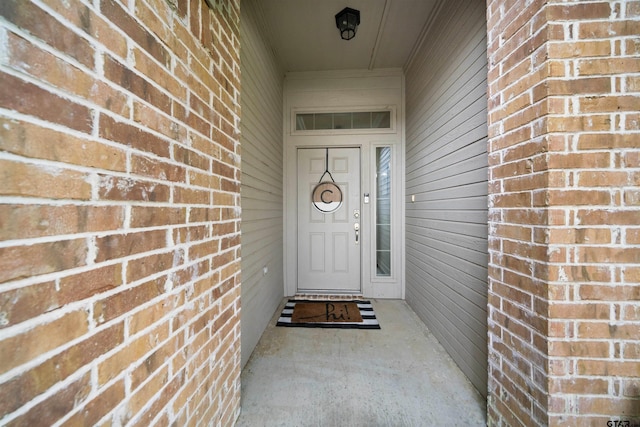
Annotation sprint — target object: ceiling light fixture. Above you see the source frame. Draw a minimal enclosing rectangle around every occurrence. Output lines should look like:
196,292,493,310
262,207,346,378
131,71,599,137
335,7,360,41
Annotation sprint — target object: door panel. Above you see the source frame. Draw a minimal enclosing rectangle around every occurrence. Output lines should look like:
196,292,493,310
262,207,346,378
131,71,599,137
297,148,361,292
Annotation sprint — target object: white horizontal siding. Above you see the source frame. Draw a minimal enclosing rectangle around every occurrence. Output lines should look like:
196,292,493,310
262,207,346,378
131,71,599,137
240,0,285,368
404,0,488,396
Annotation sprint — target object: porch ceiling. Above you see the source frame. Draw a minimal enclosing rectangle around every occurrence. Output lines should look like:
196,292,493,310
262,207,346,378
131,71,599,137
259,0,439,72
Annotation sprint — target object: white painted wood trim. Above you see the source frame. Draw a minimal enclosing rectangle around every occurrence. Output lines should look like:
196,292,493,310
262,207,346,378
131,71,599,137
283,69,405,299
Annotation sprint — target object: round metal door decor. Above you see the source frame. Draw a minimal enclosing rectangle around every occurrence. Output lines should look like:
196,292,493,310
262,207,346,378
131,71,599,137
312,181,343,213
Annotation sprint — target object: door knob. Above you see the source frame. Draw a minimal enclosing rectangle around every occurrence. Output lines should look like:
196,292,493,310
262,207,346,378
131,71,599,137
354,223,360,244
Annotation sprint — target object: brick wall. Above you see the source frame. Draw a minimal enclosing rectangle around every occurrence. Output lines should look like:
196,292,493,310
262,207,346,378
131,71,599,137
488,0,640,425
0,0,241,425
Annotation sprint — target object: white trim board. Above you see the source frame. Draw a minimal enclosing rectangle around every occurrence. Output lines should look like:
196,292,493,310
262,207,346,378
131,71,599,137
283,69,405,299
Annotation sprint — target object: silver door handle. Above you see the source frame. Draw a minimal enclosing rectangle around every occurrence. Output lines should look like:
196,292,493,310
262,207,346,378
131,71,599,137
354,223,359,244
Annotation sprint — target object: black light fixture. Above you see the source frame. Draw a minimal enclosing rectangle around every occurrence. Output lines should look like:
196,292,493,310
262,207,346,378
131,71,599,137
335,7,360,40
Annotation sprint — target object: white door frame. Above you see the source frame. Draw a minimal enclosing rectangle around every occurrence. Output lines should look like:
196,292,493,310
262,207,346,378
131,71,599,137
283,69,405,299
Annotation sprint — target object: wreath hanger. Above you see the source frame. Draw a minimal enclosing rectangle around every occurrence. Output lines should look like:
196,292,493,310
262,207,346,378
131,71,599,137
311,148,343,213
318,148,336,184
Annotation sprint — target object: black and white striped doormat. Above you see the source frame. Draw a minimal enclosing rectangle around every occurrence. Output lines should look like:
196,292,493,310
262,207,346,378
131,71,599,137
276,300,380,329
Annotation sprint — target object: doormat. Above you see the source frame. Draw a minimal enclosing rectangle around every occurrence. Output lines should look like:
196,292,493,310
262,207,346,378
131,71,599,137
276,300,380,329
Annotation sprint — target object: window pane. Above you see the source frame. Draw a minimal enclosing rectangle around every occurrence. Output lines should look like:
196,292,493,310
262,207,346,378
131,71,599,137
376,224,391,250
314,113,332,129
372,111,391,128
376,251,391,277
296,114,314,130
333,113,351,129
352,112,371,128
376,146,392,277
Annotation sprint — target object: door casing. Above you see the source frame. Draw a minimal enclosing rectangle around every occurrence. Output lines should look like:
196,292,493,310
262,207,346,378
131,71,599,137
283,69,405,299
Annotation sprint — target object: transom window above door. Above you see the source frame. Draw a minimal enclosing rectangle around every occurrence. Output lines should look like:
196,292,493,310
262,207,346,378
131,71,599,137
294,110,394,133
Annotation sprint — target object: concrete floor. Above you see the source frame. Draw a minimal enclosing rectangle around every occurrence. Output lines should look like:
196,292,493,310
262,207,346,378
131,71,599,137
235,299,486,426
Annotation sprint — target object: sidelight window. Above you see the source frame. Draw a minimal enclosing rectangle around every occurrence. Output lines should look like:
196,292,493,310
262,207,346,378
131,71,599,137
375,146,391,276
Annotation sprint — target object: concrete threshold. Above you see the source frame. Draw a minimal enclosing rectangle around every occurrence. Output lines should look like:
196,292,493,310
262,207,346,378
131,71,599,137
235,299,486,426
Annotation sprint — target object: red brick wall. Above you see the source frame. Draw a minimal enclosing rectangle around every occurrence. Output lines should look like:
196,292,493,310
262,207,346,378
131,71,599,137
0,0,241,425
488,0,640,425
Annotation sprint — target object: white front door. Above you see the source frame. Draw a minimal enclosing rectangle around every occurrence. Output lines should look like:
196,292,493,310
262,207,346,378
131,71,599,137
297,148,361,293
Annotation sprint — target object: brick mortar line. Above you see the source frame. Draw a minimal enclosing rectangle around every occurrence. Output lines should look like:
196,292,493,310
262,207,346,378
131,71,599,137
546,37,640,45
0,258,125,292
0,66,108,118
0,53,194,137
494,104,640,120
0,316,118,388
89,306,222,424
0,280,238,416
0,216,240,246
487,4,544,45
57,370,125,425
491,205,640,209
489,297,550,315
0,99,232,168
170,338,239,414
549,375,640,381
490,257,640,268
96,110,197,146
0,111,136,161
489,6,638,39
490,72,640,97
492,159,640,168
548,338,635,342
0,200,240,213
113,0,239,100
487,378,543,417
0,254,232,338
495,354,547,383
0,359,96,425
488,264,546,280
490,112,640,129
548,320,638,325
491,79,640,103
547,244,640,248
0,146,224,181
1,0,100,67
0,235,239,294
0,29,237,144
489,323,548,343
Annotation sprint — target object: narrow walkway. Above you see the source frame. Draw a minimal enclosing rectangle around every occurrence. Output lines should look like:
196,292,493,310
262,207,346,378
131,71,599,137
235,300,486,426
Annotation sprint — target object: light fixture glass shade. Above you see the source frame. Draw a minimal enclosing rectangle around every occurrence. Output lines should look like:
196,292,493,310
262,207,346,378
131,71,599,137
335,7,360,40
